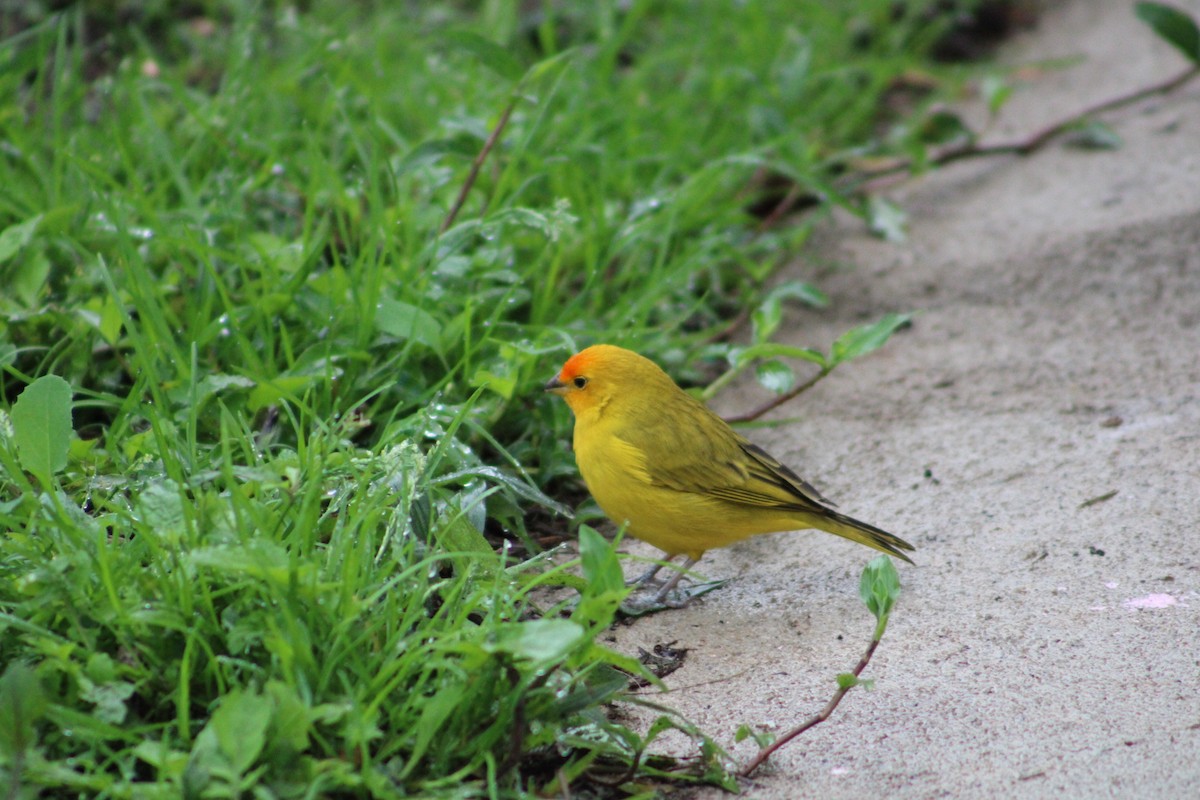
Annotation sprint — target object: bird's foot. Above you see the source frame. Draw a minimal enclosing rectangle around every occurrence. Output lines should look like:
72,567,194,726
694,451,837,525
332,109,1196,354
619,578,727,616
625,559,672,588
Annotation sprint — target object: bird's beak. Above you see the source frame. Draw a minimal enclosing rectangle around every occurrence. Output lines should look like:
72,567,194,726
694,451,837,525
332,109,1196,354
544,375,567,395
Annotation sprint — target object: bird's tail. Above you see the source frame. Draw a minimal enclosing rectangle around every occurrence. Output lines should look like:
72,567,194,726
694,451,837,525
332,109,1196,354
814,509,916,563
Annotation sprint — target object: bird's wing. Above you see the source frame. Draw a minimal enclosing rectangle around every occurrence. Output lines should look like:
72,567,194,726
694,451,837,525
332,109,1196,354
731,440,835,509
615,394,834,512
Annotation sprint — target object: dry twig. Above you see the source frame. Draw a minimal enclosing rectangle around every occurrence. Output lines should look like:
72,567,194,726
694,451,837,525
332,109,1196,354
852,65,1200,194
740,635,882,778
723,366,831,424
439,95,519,234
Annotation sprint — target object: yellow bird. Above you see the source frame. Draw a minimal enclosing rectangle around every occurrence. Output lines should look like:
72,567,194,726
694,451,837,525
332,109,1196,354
545,344,914,603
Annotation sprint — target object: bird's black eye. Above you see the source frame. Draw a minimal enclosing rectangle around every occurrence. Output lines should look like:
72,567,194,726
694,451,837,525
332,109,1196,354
573,376,588,389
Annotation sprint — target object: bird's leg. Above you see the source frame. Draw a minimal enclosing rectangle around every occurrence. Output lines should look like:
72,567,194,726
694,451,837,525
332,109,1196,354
651,557,699,605
627,557,675,588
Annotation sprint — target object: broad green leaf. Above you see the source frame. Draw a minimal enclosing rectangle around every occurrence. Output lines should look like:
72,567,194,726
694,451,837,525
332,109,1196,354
642,714,686,747
458,482,489,533
730,342,827,369
395,135,481,175
185,724,225,793
525,48,579,84
580,641,651,678
470,367,516,399
188,541,312,588
266,680,311,753
85,652,119,683
435,510,493,555
734,722,775,748
1136,2,1200,64
836,672,863,690
68,436,99,463
755,359,794,395
444,30,525,81
132,740,190,776
341,704,383,749
409,490,432,540
578,524,624,596
441,466,571,517
830,313,910,365
210,687,272,774
137,480,187,545
247,374,321,411
551,663,629,716
376,296,444,354
11,247,50,306
98,295,124,343
0,214,41,264
195,373,255,406
79,677,135,725
491,619,584,663
859,555,901,622
0,662,46,759
751,295,784,342
768,279,829,309
11,374,73,482
246,232,304,274
402,687,462,778
487,205,578,241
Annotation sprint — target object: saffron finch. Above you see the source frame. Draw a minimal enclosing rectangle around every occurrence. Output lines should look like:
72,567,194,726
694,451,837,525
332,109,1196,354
545,344,914,603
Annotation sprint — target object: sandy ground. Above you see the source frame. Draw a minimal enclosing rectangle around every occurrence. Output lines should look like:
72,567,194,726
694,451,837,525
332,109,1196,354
607,1,1200,796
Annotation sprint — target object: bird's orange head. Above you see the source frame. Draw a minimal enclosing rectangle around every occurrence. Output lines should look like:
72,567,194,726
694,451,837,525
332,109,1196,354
544,344,667,417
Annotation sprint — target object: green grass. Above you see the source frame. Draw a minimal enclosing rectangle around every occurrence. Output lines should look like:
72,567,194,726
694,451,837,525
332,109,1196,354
1,1,970,796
